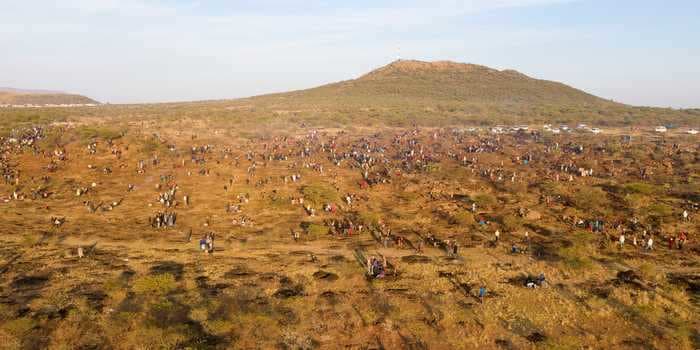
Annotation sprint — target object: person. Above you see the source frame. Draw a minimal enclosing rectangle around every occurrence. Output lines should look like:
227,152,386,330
682,210,688,222
199,237,208,252
677,231,687,250
494,229,500,242
478,286,487,303
619,234,625,249
511,243,519,254
536,273,546,287
646,237,654,250
367,256,385,279
207,233,214,253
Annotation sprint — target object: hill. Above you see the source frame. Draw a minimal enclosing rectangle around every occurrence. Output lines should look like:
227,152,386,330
235,59,695,127
322,59,615,106
0,88,98,105
0,60,697,129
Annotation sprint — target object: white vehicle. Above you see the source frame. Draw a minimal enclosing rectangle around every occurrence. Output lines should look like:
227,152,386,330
687,129,699,135
551,128,561,134
654,126,667,133
577,124,587,129
560,125,570,131
590,128,602,134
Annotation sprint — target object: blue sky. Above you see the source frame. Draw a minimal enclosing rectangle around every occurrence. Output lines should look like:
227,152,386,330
1,0,698,107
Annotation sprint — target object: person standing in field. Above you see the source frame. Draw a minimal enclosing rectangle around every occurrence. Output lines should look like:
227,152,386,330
619,234,625,249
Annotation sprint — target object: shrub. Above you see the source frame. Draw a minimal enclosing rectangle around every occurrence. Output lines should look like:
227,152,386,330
645,203,673,219
473,193,497,208
301,183,338,206
623,182,656,195
450,211,474,226
132,274,177,295
77,126,125,142
358,211,382,227
572,187,609,212
499,214,521,232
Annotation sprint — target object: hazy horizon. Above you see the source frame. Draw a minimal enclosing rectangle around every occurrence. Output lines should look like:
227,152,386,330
2,0,698,108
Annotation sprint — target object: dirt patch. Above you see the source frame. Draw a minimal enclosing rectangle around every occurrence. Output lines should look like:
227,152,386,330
195,276,231,297
11,273,50,290
401,255,432,264
328,255,347,263
667,272,700,293
312,270,338,281
224,265,254,279
613,270,650,290
526,332,547,343
71,284,107,311
273,284,305,299
495,338,514,350
149,261,184,280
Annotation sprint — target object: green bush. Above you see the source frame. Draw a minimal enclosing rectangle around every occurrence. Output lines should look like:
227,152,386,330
473,193,497,208
450,211,474,226
645,203,673,219
572,187,609,212
301,183,338,206
623,182,656,195
133,274,177,295
77,126,125,142
499,214,521,232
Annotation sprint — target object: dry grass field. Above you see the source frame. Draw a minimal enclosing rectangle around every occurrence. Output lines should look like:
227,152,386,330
0,113,697,349
0,61,698,349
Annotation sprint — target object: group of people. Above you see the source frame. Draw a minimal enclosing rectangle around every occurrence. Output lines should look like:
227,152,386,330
150,211,177,228
199,232,215,253
366,255,387,279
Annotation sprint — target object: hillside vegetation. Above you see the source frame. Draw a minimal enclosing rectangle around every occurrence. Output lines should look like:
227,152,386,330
238,60,697,126
0,91,98,105
0,60,698,129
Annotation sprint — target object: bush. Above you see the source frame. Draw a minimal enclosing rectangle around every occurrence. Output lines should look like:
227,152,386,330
133,274,177,295
450,211,474,226
358,211,382,227
645,203,673,219
499,214,521,232
572,187,609,212
473,193,497,208
77,126,125,142
623,182,656,195
558,232,595,270
301,183,338,206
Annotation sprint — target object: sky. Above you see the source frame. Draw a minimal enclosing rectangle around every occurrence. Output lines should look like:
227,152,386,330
1,0,698,107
